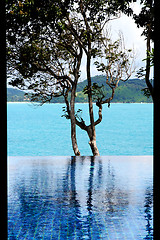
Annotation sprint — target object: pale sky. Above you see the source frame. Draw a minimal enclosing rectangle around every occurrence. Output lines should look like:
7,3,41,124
79,1,149,81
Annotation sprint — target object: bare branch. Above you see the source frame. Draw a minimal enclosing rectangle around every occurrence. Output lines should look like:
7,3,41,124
94,103,103,126
65,15,88,55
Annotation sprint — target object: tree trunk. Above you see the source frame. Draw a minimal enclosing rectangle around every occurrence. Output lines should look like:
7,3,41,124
87,125,100,156
89,139,100,156
86,52,100,156
70,83,80,156
146,23,154,100
70,48,82,156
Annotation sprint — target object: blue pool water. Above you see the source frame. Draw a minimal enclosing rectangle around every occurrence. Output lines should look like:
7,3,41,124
8,156,153,239
7,103,153,156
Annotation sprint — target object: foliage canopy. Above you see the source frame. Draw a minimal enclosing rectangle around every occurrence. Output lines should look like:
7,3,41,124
6,0,137,155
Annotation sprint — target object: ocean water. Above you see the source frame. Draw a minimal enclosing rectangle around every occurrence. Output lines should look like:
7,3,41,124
7,103,153,156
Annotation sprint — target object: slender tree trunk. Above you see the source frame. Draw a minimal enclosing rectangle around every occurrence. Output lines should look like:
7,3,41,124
70,48,83,156
79,1,99,156
146,23,154,100
86,125,99,156
87,54,100,156
70,83,80,156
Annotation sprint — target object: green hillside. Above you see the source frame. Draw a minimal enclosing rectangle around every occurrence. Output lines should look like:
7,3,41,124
75,75,152,103
7,88,28,102
7,75,153,103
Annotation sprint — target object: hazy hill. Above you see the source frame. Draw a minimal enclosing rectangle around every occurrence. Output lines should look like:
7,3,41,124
7,88,27,102
76,75,152,103
7,75,153,103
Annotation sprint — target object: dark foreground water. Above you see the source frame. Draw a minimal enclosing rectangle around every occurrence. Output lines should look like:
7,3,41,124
8,156,153,239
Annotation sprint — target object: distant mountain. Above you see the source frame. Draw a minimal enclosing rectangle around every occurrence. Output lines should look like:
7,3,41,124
76,75,152,103
7,88,28,102
7,75,153,103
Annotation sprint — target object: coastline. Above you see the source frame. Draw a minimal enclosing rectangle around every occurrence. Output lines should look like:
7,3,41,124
7,101,153,104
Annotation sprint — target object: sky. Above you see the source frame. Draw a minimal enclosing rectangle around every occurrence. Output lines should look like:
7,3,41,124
79,1,150,81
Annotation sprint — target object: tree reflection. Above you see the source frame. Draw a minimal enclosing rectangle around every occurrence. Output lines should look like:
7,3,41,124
60,156,84,239
144,187,153,240
104,160,129,214
87,156,95,213
61,156,130,239
9,156,151,239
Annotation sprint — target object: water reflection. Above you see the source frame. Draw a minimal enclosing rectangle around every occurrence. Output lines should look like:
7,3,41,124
8,156,153,239
144,187,153,240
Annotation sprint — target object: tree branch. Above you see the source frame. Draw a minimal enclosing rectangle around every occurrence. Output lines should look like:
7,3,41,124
75,117,88,131
65,15,88,55
94,103,102,126
40,60,74,85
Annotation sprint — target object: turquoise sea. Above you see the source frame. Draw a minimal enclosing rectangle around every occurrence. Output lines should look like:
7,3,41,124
7,102,153,156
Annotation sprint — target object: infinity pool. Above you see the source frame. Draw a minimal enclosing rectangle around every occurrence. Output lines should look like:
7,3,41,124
8,156,153,239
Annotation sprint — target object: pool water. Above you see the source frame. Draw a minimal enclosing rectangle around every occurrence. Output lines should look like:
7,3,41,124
8,156,153,239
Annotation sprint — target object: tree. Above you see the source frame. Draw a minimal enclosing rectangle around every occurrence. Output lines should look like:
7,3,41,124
76,32,135,155
133,0,154,100
6,0,135,156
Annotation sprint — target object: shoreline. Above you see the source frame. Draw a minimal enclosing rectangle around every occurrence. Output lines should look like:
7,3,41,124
7,101,153,104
